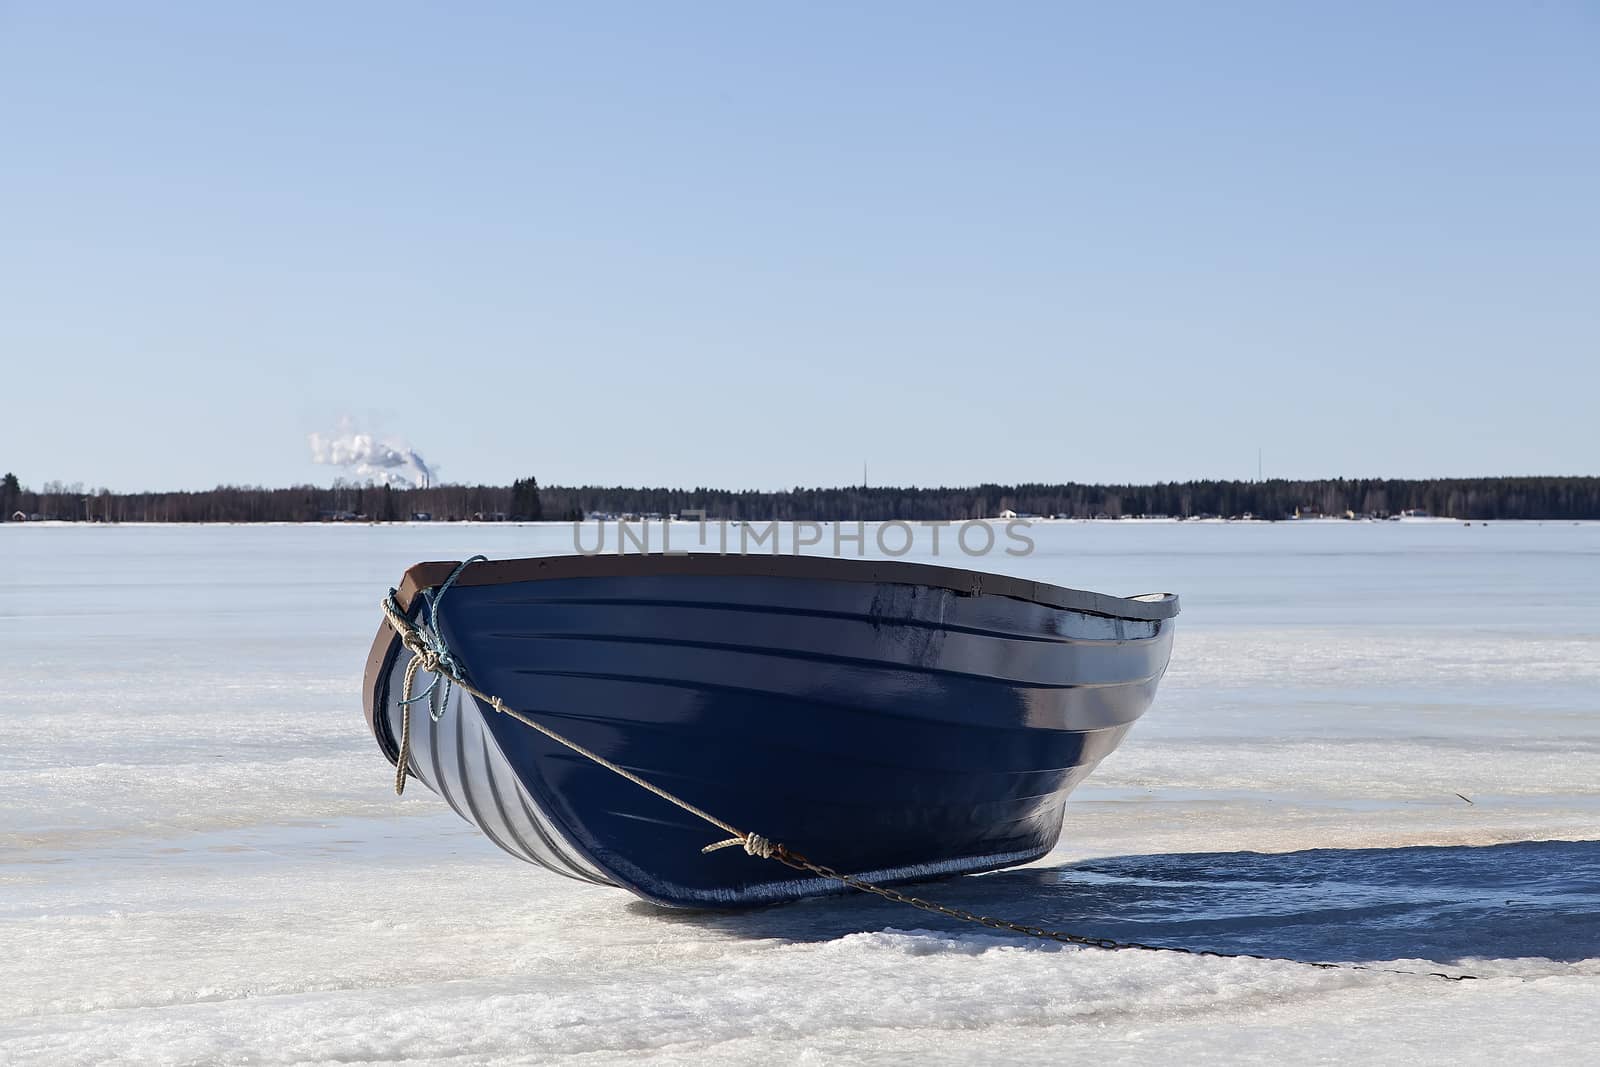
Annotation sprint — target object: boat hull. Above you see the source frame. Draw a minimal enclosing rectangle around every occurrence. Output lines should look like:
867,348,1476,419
363,554,1177,908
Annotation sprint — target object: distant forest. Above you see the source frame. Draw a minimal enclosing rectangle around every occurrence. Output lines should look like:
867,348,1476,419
4,472,1599,523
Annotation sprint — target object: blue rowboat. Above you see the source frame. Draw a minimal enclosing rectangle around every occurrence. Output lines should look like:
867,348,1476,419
362,554,1178,908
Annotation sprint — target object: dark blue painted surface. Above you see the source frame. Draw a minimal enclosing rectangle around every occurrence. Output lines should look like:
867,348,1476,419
392,569,1175,908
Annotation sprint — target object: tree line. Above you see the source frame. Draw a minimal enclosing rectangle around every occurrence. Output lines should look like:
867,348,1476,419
5,472,1600,523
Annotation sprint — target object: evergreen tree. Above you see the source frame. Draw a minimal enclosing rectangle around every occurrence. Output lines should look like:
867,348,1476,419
6,473,1600,523
511,476,544,521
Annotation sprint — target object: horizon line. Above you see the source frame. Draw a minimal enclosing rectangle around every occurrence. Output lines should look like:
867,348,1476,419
7,472,1599,496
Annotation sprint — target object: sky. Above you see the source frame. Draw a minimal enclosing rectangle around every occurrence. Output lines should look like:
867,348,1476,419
1,1,1596,492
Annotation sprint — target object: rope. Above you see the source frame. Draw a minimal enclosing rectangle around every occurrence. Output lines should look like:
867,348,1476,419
385,554,486,795
378,571,1478,982
394,653,425,796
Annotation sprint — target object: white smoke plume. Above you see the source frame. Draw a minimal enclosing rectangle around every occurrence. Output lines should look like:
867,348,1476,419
308,424,434,488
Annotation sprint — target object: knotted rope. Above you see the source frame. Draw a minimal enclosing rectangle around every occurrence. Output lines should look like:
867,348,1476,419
386,554,485,795
377,562,1477,982
382,560,747,846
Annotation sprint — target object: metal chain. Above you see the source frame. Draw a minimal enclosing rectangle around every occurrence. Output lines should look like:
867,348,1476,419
380,589,1478,982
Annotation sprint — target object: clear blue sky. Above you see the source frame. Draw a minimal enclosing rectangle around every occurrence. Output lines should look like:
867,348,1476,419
2,2,1595,491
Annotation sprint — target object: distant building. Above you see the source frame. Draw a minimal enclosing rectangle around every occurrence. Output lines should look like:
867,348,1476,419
9,511,25,523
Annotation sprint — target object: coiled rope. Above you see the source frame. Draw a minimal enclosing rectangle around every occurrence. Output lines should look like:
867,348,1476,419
378,560,1478,981
390,554,486,795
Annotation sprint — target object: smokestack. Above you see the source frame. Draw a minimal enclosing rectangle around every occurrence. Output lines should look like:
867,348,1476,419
308,422,435,488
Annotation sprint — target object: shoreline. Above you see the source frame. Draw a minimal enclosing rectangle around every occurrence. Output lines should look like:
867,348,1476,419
6,516,1598,529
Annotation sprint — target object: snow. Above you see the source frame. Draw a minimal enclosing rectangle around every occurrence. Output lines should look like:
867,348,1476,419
3,521,1597,1064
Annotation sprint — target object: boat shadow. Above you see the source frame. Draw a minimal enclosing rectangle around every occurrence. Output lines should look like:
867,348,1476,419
633,839,1600,965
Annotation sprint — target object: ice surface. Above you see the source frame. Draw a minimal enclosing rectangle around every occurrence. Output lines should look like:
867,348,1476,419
2,521,1597,1064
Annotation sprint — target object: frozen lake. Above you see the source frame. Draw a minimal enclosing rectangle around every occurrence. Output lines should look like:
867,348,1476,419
3,520,1598,1064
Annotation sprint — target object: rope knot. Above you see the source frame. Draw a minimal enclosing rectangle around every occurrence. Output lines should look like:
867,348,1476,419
380,556,487,792
700,831,783,858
